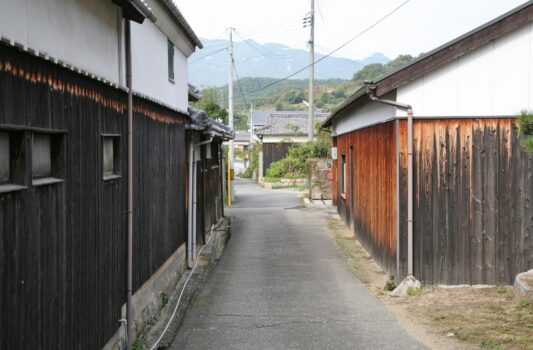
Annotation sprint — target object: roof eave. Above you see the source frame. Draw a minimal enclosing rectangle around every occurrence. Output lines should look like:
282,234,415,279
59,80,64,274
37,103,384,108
158,0,203,49
322,0,533,128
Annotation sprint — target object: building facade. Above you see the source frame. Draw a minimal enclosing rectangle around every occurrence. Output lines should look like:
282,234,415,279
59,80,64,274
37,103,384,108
0,1,231,349
323,1,533,285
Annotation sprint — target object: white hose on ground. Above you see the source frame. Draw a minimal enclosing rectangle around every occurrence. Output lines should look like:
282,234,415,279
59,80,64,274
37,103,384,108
149,223,217,350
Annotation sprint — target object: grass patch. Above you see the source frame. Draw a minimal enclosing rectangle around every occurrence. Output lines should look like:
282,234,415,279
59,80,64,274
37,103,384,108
335,235,359,271
409,286,533,350
161,292,169,308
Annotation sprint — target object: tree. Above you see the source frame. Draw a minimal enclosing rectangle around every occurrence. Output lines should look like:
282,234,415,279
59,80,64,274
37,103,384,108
386,54,414,71
352,63,387,82
193,87,228,123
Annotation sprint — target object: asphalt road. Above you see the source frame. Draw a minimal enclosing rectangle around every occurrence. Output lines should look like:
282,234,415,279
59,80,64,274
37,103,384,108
170,178,426,349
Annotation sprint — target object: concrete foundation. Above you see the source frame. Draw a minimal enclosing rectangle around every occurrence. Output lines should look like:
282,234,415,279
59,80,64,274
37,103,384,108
514,269,533,301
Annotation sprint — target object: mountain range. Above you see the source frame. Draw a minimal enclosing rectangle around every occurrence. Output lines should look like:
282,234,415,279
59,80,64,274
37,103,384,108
188,38,389,87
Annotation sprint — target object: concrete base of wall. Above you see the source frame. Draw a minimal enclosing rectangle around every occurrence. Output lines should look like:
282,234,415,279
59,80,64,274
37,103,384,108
102,244,187,350
102,218,230,350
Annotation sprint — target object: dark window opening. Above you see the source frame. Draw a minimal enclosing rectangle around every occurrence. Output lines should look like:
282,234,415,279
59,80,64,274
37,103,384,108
341,154,346,196
168,39,175,82
0,131,10,184
32,132,65,186
211,143,220,167
0,130,26,192
102,135,121,180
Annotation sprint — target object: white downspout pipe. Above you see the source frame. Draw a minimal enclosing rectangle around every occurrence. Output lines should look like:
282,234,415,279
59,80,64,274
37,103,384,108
367,89,415,278
187,135,214,268
187,140,194,268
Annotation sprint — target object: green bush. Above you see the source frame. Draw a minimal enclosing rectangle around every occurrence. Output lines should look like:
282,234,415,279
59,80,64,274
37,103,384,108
265,138,331,178
518,110,533,152
242,143,260,178
266,161,284,178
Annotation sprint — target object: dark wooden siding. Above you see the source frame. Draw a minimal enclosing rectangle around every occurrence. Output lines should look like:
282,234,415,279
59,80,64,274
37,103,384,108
0,44,188,349
399,118,533,284
412,118,533,284
335,121,398,275
262,142,292,176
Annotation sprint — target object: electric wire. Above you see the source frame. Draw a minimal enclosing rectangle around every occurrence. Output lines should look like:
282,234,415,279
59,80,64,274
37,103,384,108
232,59,249,106
189,47,227,64
234,30,297,60
247,0,412,94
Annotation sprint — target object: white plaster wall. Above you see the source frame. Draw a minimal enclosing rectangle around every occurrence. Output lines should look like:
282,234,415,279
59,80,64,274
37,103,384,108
131,20,189,111
397,23,533,117
332,100,396,136
0,0,121,83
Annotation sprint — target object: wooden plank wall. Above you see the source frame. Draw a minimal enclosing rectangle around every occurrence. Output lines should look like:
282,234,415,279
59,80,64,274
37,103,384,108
399,119,533,284
262,142,292,176
0,44,188,348
335,121,398,275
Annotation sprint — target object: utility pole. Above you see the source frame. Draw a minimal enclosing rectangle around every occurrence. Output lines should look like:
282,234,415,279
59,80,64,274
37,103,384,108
307,0,315,140
227,27,235,203
249,103,254,144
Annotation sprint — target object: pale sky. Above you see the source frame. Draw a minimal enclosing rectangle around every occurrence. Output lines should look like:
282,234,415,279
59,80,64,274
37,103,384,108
176,0,528,60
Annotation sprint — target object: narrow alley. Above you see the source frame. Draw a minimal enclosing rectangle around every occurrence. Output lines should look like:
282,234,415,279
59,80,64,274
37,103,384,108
170,179,426,349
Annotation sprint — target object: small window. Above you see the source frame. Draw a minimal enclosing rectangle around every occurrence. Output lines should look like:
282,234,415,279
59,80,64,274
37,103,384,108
341,154,347,195
102,135,121,180
0,130,26,193
168,39,174,82
32,132,65,186
32,133,51,178
0,131,10,184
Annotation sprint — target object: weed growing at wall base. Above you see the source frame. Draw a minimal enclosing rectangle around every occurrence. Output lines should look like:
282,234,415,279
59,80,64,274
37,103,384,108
518,110,533,152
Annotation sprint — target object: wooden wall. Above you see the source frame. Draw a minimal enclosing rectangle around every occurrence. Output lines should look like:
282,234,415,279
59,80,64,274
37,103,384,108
334,121,398,275
0,44,188,349
401,119,533,284
262,142,292,176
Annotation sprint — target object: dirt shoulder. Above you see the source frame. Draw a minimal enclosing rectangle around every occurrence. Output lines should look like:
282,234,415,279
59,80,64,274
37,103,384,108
325,214,533,350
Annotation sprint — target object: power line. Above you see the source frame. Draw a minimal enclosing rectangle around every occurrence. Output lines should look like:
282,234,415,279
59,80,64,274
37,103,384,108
189,47,227,64
232,59,249,106
234,30,296,60
237,20,302,38
248,0,412,94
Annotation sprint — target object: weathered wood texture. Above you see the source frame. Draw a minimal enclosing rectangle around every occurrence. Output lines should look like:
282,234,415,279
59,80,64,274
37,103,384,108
0,44,188,349
262,142,292,176
334,121,398,275
399,119,533,284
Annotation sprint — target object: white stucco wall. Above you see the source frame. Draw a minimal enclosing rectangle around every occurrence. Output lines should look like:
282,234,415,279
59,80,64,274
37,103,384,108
0,0,197,111
332,100,396,136
397,22,533,117
0,0,121,83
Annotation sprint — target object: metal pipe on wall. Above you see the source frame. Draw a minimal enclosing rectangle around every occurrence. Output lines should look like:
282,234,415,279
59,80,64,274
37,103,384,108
125,18,134,350
187,139,194,268
187,136,214,268
367,89,414,277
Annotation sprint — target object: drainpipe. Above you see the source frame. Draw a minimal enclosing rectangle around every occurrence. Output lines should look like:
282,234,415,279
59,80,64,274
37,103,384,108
188,135,214,268
125,19,134,350
367,88,414,277
187,138,194,268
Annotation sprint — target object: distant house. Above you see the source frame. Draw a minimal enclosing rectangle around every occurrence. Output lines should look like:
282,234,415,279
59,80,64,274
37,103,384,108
322,1,533,285
233,131,251,151
0,1,231,349
254,111,328,177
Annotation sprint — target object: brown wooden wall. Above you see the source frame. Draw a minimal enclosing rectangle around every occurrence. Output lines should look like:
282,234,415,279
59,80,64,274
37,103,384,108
262,142,292,176
400,118,533,284
334,121,398,275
